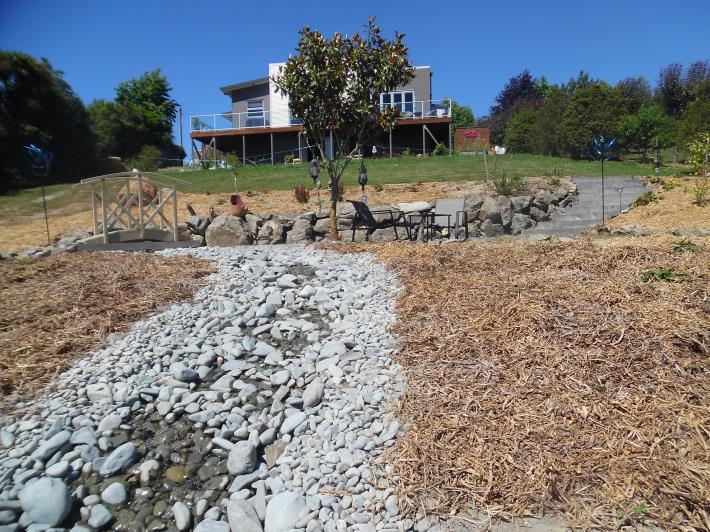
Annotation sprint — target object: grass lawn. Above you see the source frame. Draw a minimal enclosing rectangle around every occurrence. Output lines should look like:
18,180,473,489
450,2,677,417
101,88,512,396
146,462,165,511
0,153,686,220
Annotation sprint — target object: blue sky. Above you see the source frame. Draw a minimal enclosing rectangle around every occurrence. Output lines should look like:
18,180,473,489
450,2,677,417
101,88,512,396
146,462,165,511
1,0,708,152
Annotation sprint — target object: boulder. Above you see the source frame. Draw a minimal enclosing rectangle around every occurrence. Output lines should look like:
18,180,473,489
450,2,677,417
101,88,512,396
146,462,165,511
286,218,314,244
245,213,263,236
369,206,401,224
477,197,502,224
533,190,557,211
205,215,252,247
313,217,330,234
464,197,484,221
227,499,262,532
264,492,305,532
510,213,535,235
186,216,210,236
369,226,399,242
529,206,549,222
256,219,285,244
335,202,356,219
498,196,514,227
19,477,72,527
397,201,431,214
480,219,504,237
510,196,532,213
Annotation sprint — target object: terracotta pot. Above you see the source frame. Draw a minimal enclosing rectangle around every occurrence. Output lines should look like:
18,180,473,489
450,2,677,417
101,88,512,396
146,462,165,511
230,194,247,218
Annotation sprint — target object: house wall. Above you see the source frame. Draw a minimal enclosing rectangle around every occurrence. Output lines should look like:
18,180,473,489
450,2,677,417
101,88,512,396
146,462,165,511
229,83,271,115
269,63,291,127
395,66,432,101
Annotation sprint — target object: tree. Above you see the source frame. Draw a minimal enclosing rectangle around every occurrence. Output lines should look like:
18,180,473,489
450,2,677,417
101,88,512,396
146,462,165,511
489,69,542,144
447,98,474,130
684,60,710,101
532,86,567,156
556,83,626,159
273,18,414,239
503,108,537,153
618,105,673,161
656,63,686,119
0,51,96,192
679,79,710,144
88,99,140,158
616,77,653,114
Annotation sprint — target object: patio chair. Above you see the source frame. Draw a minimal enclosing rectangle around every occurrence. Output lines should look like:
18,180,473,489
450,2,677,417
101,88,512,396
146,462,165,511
430,198,468,240
348,200,412,242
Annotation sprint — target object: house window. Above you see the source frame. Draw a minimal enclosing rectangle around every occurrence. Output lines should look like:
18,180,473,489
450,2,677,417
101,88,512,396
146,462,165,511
246,99,264,127
380,91,414,114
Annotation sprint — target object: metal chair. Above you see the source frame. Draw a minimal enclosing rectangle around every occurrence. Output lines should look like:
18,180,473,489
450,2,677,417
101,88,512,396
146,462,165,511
348,200,412,242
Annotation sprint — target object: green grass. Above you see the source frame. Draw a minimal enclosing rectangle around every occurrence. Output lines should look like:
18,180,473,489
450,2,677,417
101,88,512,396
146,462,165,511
0,153,686,221
163,153,682,195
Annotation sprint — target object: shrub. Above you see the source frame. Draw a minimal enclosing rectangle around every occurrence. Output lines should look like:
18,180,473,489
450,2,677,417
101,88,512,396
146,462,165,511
641,268,687,283
283,154,294,164
401,147,412,157
686,132,710,175
373,183,384,192
294,184,310,204
634,191,659,206
432,142,448,156
673,238,699,253
692,176,708,206
138,145,161,172
489,171,525,196
225,153,240,193
661,179,680,191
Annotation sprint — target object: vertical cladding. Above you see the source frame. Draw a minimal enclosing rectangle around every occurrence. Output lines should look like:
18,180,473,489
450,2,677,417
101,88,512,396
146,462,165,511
269,63,290,127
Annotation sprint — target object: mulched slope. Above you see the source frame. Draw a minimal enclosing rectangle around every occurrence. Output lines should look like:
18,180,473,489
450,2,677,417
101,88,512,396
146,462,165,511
334,237,709,529
0,252,213,399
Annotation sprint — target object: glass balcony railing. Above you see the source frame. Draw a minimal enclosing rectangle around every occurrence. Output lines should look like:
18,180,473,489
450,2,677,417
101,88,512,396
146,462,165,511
189,100,452,132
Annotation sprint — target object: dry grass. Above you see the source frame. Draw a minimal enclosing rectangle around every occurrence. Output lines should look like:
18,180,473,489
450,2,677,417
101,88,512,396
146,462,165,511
0,252,213,400
327,236,710,529
607,177,710,233
0,177,571,252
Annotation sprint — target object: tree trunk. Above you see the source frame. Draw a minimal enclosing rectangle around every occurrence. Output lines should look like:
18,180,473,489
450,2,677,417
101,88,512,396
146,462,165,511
329,177,340,240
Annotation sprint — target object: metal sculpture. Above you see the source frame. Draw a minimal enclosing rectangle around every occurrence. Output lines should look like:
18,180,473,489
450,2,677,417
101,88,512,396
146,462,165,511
589,134,617,224
23,144,54,246
358,161,368,203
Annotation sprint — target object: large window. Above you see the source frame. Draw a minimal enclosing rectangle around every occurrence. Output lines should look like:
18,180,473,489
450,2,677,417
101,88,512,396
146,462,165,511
380,91,414,114
246,99,265,127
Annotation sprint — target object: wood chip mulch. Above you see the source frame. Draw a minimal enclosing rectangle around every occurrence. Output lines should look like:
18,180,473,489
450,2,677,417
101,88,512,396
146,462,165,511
325,236,710,530
0,252,213,402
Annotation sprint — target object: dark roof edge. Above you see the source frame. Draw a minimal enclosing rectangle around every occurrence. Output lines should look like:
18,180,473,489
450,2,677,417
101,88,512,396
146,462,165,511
220,77,269,94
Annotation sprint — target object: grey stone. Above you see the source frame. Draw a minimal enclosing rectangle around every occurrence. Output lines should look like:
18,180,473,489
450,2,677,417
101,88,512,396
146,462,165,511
498,196,514,227
280,412,307,434
99,443,136,476
227,441,257,475
97,414,122,432
45,461,70,478
206,215,253,247
286,218,314,244
227,499,262,532
480,219,504,237
19,477,72,527
31,430,71,462
529,206,549,222
463,196,484,220
270,370,290,386
87,504,113,529
264,492,305,532
100,482,126,505
511,196,532,213
256,220,285,244
302,378,324,408
477,196,502,224
533,190,557,211
194,520,230,532
86,383,113,404
510,213,534,235
173,501,192,531
172,363,199,383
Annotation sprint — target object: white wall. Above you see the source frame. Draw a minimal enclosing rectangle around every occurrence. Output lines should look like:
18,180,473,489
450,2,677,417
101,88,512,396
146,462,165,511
268,63,290,127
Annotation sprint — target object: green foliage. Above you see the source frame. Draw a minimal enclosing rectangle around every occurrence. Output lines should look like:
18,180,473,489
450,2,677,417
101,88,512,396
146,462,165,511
673,238,699,253
531,87,566,156
618,106,674,161
401,147,412,157
137,145,161,172
283,154,294,164
616,77,653,114
489,69,542,145
631,502,648,515
447,98,474,130
294,184,310,203
661,178,680,191
641,268,687,283
488,162,526,195
432,143,448,156
634,191,660,206
679,80,710,144
272,17,414,237
504,108,537,153
686,132,710,174
115,69,177,143
692,176,709,206
556,83,626,159
0,51,97,192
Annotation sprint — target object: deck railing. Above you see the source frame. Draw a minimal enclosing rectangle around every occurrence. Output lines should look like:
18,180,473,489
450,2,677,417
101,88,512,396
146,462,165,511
190,100,451,133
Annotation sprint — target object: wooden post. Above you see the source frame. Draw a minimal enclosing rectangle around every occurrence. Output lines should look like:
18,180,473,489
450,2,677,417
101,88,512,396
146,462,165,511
91,184,98,235
297,132,301,163
389,129,393,158
100,178,109,244
157,187,163,229
137,172,145,240
448,122,452,155
270,133,274,165
422,125,426,156
172,183,179,242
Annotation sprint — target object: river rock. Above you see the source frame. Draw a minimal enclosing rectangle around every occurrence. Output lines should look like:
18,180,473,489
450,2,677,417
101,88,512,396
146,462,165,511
227,441,257,475
19,477,72,527
264,491,305,532
227,499,262,532
99,443,136,476
302,378,324,408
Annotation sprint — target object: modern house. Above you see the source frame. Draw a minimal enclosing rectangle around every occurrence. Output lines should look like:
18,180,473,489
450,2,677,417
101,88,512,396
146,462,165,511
190,64,452,165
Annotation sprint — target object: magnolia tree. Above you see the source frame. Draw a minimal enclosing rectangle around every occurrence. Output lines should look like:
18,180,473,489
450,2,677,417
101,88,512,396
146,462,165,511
273,18,414,238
